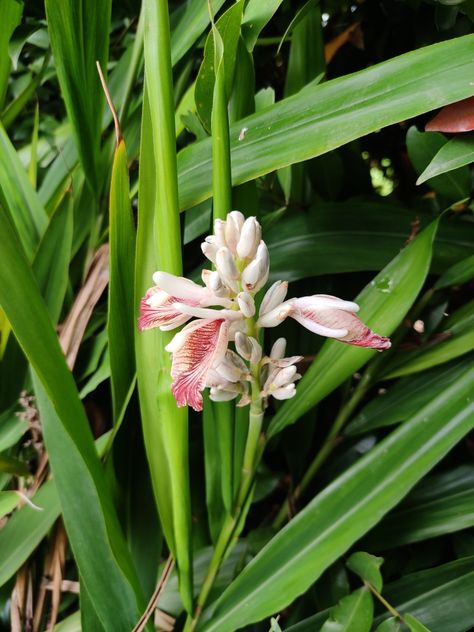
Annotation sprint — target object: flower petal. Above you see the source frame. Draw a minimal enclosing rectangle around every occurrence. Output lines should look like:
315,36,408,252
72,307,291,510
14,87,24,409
289,296,391,350
167,318,229,412
138,288,193,331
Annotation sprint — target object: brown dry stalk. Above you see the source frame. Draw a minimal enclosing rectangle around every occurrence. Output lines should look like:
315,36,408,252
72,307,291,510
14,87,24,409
132,557,175,632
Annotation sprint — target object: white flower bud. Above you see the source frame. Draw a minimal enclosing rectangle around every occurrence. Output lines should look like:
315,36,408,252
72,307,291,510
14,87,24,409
201,239,217,264
214,219,227,248
235,332,252,360
249,337,262,363
225,211,245,253
209,388,238,402
260,281,288,317
237,217,261,259
271,365,298,389
272,384,296,400
257,302,293,328
237,292,255,317
270,337,286,360
216,247,239,280
254,242,269,292
241,258,260,291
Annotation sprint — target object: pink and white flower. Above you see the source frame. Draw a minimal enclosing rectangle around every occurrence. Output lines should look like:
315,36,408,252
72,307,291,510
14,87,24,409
139,212,391,411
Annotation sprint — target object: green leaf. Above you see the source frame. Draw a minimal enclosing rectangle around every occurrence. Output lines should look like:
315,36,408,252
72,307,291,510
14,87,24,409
0,405,28,452
0,0,23,109
0,491,21,518
107,140,136,420
366,465,474,549
385,299,474,378
264,203,474,281
177,35,474,210
0,120,48,257
199,363,474,631
406,126,470,202
34,190,73,323
0,207,145,630
375,618,401,632
403,614,431,632
378,556,474,632
345,354,473,436
44,0,111,190
319,588,373,632
141,0,192,608
346,552,384,592
268,220,438,438
0,480,60,587
241,0,284,51
434,253,474,289
195,0,244,133
417,136,474,184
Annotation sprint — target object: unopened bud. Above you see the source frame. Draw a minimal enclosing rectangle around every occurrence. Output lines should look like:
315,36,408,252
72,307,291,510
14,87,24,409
241,258,260,291
272,384,296,400
214,219,227,248
235,332,252,360
225,211,245,253
237,292,255,318
237,217,261,259
201,238,217,264
260,281,288,317
270,337,286,360
272,365,298,389
254,242,269,292
257,303,293,328
216,247,239,280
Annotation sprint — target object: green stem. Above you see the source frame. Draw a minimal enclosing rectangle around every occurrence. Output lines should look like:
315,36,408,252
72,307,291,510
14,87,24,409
183,352,264,632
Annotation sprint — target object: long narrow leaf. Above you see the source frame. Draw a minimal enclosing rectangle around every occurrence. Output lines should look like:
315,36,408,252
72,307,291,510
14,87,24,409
200,364,474,631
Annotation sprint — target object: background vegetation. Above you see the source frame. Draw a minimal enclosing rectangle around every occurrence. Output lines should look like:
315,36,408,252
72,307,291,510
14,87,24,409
0,1,474,631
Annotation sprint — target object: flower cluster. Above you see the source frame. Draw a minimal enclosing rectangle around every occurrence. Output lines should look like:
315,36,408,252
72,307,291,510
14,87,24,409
139,211,390,412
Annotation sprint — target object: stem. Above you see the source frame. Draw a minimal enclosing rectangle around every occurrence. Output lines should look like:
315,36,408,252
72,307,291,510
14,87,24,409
365,582,403,621
183,353,264,632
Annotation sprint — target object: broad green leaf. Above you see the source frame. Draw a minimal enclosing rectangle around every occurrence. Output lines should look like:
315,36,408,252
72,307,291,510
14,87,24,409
141,0,192,608
268,220,438,438
199,365,474,631
195,0,244,133
0,480,60,587
385,299,474,378
406,126,470,202
177,35,474,210
434,254,474,289
0,0,23,109
285,612,329,631
403,614,431,632
107,140,136,420
417,136,474,184
375,618,401,632
346,552,384,592
44,0,111,190
378,556,474,632
0,121,48,256
241,0,283,51
0,207,145,630
345,354,473,436
265,203,474,280
320,588,373,632
366,465,474,549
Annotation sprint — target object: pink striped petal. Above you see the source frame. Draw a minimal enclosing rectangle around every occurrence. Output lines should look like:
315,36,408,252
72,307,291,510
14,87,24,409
289,296,391,350
138,288,195,331
167,318,229,411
